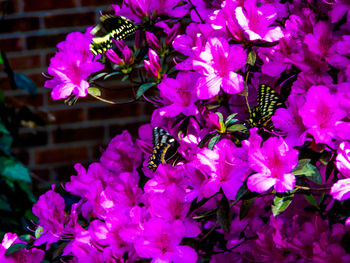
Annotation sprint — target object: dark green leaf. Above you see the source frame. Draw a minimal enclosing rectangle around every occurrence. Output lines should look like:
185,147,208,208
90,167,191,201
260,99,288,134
18,182,36,203
225,113,238,125
217,196,231,233
0,157,31,183
13,73,37,95
235,183,249,201
0,196,11,211
19,234,32,242
304,194,319,208
198,132,217,148
0,123,12,154
89,72,108,81
208,134,221,150
88,87,101,97
0,89,4,103
292,159,322,185
272,193,293,216
121,75,129,81
5,243,27,255
215,112,224,124
104,71,121,80
246,50,256,66
240,198,256,220
226,124,247,132
0,52,3,64
53,242,69,259
136,82,156,99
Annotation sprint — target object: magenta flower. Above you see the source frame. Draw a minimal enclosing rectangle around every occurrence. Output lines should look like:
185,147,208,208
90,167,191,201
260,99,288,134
193,37,246,99
330,179,350,201
195,139,249,200
105,41,134,66
235,0,284,42
134,218,197,263
336,142,350,178
144,49,162,79
158,72,199,117
299,86,346,146
0,233,44,263
100,130,142,174
272,94,307,147
146,32,161,50
246,136,298,193
44,29,104,100
32,187,67,248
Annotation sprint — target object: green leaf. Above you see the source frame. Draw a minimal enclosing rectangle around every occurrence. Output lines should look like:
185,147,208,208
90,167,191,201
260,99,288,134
0,52,3,64
104,71,121,80
0,195,11,211
198,132,217,148
13,73,37,95
5,243,27,255
121,75,129,81
304,194,319,209
89,72,108,81
217,196,231,233
226,124,247,132
225,113,238,126
0,157,31,183
88,87,101,97
292,159,322,184
0,89,4,103
240,198,256,220
19,234,32,242
136,82,156,99
0,123,12,154
18,182,36,203
272,193,294,216
235,183,249,201
208,134,220,150
246,50,256,66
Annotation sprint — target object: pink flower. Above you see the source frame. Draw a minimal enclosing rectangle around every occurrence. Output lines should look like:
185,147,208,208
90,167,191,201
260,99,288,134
100,130,142,174
44,29,104,100
299,86,346,146
134,218,197,263
245,136,298,193
195,139,249,200
105,41,134,66
144,49,162,79
193,37,246,99
158,72,199,117
336,142,350,178
0,233,44,263
330,178,350,201
271,94,307,147
235,0,284,42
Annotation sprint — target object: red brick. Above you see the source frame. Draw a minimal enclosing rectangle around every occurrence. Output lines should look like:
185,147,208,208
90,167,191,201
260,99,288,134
23,0,76,12
109,121,147,138
52,126,104,143
81,0,115,6
8,55,41,70
26,33,67,50
38,108,85,124
44,12,96,29
5,93,44,107
27,73,47,87
0,17,40,33
34,146,89,164
55,162,90,182
2,0,20,14
92,143,106,159
0,77,12,91
14,130,48,147
88,103,142,120
0,37,24,52
11,149,30,166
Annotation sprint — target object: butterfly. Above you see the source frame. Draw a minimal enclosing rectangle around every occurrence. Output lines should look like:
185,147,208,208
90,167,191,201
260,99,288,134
90,15,137,55
148,127,179,171
248,84,284,130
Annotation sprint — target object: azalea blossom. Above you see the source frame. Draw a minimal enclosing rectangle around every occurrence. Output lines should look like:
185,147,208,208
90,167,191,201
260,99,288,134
44,29,104,100
193,37,246,99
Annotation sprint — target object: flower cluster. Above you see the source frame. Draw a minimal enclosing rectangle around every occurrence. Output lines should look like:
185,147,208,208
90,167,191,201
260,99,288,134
3,0,350,262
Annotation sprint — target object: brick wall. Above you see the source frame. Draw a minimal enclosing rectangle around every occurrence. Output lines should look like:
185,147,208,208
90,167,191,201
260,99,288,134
0,0,151,191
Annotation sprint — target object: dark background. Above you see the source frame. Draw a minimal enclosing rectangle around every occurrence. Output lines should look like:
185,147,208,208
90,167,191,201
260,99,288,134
0,0,151,192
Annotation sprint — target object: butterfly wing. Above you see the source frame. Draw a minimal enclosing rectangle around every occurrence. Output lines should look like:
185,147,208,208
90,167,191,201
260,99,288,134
90,15,136,55
248,84,283,129
148,127,178,171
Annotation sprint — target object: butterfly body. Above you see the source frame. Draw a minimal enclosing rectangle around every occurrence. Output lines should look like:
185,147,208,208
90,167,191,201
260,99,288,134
248,84,283,130
148,127,179,171
90,15,137,55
